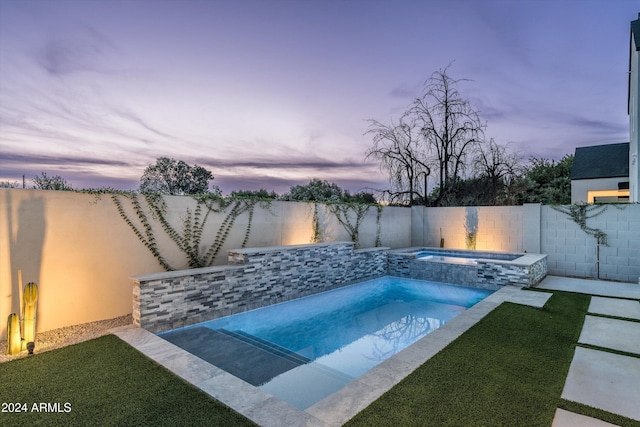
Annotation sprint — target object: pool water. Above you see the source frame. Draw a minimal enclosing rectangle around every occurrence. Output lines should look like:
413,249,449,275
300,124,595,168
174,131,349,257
159,276,493,409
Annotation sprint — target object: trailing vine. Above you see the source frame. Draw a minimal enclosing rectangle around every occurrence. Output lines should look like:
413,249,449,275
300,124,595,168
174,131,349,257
112,193,265,271
310,203,323,243
242,204,254,248
375,204,384,247
328,203,372,249
551,202,624,246
111,193,172,270
202,199,256,266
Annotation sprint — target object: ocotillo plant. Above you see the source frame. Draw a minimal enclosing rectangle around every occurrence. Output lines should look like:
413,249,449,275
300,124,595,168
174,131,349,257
21,282,38,351
6,313,21,355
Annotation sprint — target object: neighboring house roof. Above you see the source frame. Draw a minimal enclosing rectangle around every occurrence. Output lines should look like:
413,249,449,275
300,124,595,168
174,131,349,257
571,142,630,180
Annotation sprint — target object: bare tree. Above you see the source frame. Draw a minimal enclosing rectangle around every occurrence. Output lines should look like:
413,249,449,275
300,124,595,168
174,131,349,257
411,67,485,206
365,114,431,205
473,139,522,204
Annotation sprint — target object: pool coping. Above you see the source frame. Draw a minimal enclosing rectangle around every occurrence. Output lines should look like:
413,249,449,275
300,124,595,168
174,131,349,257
111,285,550,427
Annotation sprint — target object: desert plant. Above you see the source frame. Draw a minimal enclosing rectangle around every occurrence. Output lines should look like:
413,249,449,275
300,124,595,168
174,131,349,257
21,282,38,351
6,313,21,355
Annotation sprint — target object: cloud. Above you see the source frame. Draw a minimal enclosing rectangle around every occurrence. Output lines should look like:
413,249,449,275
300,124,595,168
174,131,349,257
0,152,141,190
562,116,627,137
389,82,421,99
37,25,116,76
196,156,374,171
0,152,133,168
109,107,175,140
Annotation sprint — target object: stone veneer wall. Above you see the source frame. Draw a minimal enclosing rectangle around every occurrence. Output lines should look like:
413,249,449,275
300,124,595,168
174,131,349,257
132,242,388,333
476,255,548,288
388,248,547,290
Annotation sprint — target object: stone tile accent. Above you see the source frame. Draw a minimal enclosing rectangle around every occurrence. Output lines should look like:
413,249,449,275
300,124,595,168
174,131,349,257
133,242,389,333
388,247,547,290
477,255,547,288
133,244,546,333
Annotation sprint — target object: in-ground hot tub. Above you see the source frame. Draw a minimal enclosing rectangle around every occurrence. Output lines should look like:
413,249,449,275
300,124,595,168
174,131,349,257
388,247,547,290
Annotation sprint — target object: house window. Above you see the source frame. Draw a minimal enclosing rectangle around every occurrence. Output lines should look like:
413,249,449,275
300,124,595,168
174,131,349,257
588,189,630,203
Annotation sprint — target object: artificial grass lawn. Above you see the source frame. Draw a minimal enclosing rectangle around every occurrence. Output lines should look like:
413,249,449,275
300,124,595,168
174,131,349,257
0,334,256,427
346,291,640,427
3,292,639,427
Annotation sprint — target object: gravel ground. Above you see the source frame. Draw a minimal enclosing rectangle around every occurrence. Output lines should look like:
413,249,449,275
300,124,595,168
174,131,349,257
0,314,132,363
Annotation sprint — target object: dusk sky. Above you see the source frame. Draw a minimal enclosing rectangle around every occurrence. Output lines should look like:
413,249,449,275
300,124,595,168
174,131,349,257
0,0,637,195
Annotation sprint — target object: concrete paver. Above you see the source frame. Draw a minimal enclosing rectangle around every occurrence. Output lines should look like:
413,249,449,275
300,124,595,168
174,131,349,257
589,296,640,320
561,347,640,422
543,275,640,426
552,409,619,427
537,276,640,299
502,288,552,307
579,315,640,355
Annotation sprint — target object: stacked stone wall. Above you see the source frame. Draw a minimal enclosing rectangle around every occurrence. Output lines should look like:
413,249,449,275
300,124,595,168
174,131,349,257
388,248,547,290
133,242,388,333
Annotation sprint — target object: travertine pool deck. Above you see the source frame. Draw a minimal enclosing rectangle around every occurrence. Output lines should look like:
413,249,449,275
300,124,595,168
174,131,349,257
112,284,549,427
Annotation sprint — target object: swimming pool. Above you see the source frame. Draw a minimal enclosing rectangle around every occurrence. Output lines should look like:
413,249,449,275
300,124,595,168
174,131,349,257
159,276,493,409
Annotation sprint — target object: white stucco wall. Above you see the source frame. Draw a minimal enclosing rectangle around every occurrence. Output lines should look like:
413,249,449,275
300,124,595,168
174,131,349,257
630,34,639,202
571,177,630,203
0,189,411,339
412,205,524,252
2,188,638,341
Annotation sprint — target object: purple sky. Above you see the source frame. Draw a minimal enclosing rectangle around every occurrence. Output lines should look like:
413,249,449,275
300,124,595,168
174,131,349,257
0,0,637,195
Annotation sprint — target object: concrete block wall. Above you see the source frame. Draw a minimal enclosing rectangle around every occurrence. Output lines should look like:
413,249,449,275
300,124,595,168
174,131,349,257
541,204,640,282
133,242,389,333
413,203,639,283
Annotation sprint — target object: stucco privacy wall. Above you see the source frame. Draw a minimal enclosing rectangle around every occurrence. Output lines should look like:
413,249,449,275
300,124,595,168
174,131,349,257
134,242,388,333
0,189,411,339
540,204,640,282
411,205,526,252
2,187,639,340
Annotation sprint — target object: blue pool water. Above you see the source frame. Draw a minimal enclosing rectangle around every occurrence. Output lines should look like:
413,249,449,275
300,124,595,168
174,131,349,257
159,276,493,409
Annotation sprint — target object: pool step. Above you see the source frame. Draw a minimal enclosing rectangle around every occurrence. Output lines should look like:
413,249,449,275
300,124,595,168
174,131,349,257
218,329,311,366
160,326,310,386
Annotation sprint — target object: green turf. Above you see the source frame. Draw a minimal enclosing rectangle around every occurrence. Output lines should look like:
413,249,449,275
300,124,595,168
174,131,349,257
346,291,640,427
3,292,638,427
0,334,256,427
